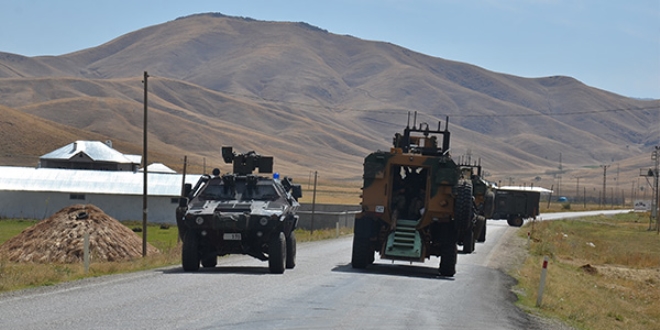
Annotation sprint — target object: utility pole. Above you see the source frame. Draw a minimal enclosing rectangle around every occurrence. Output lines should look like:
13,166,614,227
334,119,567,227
600,164,610,206
557,152,563,197
615,164,620,205
142,71,149,257
574,176,581,204
641,147,659,231
310,171,318,234
653,147,660,232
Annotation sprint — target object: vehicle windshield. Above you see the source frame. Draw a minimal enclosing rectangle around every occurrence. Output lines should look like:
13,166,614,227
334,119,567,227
199,180,280,201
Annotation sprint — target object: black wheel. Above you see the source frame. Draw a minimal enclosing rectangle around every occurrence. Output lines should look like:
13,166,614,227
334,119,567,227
201,256,217,268
462,229,475,254
483,190,495,219
477,220,486,243
454,180,474,232
285,231,297,269
268,232,286,274
507,216,524,227
182,230,200,272
439,243,457,276
351,234,372,269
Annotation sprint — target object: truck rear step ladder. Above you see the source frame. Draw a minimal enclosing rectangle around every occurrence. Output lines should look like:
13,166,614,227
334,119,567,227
384,219,422,259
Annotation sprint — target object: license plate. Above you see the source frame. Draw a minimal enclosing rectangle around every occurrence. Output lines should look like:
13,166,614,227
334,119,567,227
223,233,241,240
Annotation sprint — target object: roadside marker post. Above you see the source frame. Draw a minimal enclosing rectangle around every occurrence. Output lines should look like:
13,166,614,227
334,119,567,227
527,231,531,249
84,233,90,274
536,256,549,307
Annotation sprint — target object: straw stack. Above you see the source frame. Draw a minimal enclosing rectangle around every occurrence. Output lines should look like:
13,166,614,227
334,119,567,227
0,204,159,263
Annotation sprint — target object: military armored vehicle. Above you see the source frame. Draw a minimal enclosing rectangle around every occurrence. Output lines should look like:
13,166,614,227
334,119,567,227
458,161,495,250
491,188,540,227
351,115,485,276
176,147,302,274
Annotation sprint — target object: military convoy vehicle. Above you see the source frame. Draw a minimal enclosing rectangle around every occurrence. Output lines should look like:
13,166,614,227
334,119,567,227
460,161,495,249
176,147,302,274
491,188,540,227
351,115,487,276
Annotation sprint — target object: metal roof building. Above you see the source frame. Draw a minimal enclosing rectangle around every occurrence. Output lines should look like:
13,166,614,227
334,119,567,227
39,140,141,171
0,166,201,223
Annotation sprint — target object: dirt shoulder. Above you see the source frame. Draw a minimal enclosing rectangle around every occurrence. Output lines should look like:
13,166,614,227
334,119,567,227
487,226,577,330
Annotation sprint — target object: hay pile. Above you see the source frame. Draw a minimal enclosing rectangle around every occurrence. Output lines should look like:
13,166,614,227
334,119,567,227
0,204,159,263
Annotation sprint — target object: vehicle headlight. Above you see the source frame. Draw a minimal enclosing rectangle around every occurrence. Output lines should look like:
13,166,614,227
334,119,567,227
259,217,269,226
195,217,204,225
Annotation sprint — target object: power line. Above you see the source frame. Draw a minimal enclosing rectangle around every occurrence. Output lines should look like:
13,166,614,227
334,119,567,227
212,87,659,118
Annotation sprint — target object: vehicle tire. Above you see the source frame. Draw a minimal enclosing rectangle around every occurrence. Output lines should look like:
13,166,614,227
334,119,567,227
454,180,474,232
182,230,200,272
285,231,297,269
351,234,372,269
439,243,457,277
201,256,217,268
268,232,286,274
462,229,475,254
507,216,524,227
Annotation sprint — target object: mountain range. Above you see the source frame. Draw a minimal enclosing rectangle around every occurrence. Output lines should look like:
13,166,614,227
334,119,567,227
1,12,658,196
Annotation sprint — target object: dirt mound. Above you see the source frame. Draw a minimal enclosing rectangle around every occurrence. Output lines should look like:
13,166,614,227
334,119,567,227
580,264,598,275
0,204,159,263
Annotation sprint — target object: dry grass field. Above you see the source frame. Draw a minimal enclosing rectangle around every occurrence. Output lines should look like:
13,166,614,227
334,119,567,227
513,212,660,330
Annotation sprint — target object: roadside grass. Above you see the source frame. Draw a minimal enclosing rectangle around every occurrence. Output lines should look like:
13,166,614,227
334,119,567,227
541,201,630,213
513,212,660,330
0,219,349,293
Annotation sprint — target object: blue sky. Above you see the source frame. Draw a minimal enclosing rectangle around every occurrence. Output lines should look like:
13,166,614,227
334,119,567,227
1,0,658,99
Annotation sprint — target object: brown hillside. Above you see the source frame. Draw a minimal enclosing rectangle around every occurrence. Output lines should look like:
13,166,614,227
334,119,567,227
0,12,658,192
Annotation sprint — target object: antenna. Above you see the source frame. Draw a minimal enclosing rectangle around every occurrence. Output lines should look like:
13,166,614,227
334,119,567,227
413,111,418,129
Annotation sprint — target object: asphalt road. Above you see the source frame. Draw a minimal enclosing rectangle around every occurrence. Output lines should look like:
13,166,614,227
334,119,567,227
2,211,628,330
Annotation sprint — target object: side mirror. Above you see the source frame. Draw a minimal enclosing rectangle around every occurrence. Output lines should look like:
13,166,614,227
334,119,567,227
291,185,302,200
183,183,192,198
178,197,188,207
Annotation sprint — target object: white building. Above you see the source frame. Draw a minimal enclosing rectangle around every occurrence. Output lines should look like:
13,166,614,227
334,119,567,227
39,140,142,171
0,140,203,223
0,166,201,223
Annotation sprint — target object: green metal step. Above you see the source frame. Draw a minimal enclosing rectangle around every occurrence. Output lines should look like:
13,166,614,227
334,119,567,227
384,219,422,260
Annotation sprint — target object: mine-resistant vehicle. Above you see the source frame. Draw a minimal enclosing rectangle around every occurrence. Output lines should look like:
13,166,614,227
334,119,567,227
176,147,302,273
351,115,487,276
491,188,540,227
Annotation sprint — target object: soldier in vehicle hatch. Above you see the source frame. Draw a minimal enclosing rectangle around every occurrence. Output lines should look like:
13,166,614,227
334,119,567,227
390,166,427,220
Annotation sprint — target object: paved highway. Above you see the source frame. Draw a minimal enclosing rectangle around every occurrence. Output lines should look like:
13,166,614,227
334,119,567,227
1,211,626,330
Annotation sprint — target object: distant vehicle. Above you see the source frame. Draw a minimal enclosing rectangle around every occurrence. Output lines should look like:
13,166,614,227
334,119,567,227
491,188,540,227
176,147,302,273
351,114,486,277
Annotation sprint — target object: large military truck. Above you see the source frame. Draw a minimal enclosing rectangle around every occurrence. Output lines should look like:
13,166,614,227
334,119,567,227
351,115,485,276
491,188,540,227
176,147,302,274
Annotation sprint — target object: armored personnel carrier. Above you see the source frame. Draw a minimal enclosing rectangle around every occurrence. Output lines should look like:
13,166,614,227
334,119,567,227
351,114,486,276
176,147,302,274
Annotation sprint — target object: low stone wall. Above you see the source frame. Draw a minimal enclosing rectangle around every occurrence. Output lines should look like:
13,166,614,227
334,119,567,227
297,203,361,230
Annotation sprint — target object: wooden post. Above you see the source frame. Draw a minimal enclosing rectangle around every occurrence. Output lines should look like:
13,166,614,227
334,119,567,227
142,71,149,257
